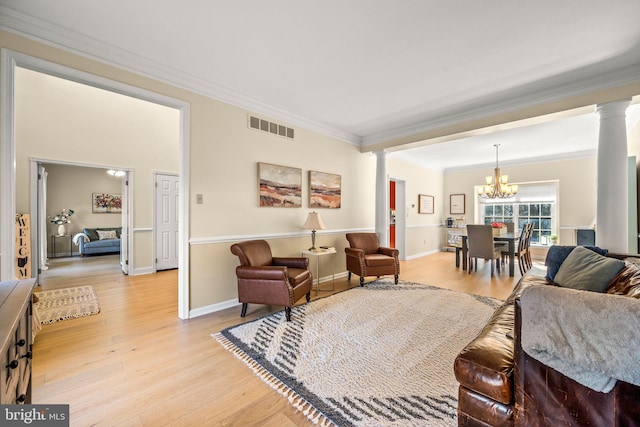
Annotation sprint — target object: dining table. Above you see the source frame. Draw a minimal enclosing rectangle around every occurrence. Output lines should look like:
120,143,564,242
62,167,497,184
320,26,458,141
458,232,517,277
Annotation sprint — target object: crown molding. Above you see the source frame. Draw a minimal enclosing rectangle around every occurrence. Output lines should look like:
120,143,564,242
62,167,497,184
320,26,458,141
442,149,597,174
362,62,640,148
0,6,361,145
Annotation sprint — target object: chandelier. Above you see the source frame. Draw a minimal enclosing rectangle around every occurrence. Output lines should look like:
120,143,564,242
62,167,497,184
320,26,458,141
477,144,518,199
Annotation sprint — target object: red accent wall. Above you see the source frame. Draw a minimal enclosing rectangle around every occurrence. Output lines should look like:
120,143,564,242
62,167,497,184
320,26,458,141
390,181,396,210
389,181,396,248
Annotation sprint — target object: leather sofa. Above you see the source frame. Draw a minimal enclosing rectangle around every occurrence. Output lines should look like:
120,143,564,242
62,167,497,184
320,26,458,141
79,227,121,256
454,247,640,426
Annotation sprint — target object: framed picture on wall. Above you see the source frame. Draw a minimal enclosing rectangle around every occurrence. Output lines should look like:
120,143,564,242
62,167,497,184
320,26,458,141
418,194,434,214
258,162,302,207
92,193,122,213
309,171,341,208
450,193,465,214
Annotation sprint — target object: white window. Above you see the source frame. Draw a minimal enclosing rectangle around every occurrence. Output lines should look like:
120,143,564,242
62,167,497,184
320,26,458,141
478,181,558,245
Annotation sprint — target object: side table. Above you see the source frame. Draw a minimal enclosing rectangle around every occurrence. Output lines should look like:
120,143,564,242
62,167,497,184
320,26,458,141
301,248,336,295
51,234,72,258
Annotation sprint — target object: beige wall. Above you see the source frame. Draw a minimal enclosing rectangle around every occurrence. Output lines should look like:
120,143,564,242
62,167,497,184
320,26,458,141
44,163,122,255
444,156,598,245
188,104,377,308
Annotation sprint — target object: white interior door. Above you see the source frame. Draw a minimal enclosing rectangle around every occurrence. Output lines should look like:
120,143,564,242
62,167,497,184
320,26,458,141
155,173,179,271
37,165,48,276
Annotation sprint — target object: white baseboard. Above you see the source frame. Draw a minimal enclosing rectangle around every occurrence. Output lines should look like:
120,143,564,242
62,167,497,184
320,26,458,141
132,266,154,276
190,299,240,318
404,248,440,260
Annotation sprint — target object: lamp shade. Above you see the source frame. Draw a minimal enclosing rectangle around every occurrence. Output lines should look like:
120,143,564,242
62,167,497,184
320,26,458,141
302,212,326,230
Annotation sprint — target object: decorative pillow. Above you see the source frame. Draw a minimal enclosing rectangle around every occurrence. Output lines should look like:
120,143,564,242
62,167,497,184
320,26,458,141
554,246,625,293
97,229,118,240
545,245,608,281
624,257,640,267
83,228,100,241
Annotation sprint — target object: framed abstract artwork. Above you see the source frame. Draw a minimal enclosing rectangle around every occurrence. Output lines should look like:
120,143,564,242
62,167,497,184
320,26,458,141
258,162,302,207
309,171,341,208
418,194,434,214
92,193,122,213
450,193,465,214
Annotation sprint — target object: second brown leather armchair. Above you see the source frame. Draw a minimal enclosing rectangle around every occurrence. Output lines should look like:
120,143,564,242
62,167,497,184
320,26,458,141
345,232,399,286
230,240,312,321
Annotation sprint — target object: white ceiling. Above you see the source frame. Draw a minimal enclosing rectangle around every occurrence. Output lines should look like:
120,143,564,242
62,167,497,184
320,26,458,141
392,104,640,171
2,1,640,168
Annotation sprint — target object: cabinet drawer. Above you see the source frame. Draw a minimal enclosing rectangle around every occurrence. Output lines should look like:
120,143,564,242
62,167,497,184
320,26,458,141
0,279,35,404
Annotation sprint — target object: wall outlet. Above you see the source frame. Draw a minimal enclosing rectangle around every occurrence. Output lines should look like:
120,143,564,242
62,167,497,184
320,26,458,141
196,194,203,204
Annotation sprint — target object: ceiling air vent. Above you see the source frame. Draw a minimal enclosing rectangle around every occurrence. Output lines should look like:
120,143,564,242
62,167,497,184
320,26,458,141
248,115,295,140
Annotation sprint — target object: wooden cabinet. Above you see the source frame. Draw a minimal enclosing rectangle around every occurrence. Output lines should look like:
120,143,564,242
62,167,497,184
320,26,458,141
0,279,35,404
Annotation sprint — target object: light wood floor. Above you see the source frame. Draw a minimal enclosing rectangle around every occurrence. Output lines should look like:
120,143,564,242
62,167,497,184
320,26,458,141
34,252,533,426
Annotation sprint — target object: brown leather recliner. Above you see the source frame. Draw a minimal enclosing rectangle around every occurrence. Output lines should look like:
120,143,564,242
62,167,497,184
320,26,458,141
345,232,399,286
230,240,312,321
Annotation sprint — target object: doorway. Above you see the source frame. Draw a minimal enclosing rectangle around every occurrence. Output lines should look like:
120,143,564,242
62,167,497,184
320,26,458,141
32,161,130,282
390,178,406,260
1,50,192,319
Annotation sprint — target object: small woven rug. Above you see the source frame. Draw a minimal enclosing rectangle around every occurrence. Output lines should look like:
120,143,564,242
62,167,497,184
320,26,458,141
34,285,100,325
213,279,501,426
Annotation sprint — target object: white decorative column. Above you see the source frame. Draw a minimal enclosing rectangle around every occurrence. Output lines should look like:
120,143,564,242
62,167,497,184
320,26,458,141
596,99,631,253
375,150,389,247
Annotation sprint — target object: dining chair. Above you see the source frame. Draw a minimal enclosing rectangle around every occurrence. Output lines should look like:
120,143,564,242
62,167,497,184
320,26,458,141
503,223,534,275
522,223,534,272
466,224,502,276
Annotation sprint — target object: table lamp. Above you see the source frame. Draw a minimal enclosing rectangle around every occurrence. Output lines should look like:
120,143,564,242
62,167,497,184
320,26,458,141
301,211,326,251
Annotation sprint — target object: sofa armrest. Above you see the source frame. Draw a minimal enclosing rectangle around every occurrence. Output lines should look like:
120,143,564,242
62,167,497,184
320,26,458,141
78,233,90,252
515,295,640,425
519,285,640,392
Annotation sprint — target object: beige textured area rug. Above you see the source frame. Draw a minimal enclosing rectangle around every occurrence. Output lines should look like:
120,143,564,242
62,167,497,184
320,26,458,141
213,279,501,427
34,285,100,325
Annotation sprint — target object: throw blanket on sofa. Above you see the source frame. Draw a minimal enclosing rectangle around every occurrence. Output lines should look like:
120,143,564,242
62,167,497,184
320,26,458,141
73,233,90,246
521,285,640,393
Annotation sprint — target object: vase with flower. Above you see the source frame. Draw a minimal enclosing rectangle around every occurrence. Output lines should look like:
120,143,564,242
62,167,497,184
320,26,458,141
50,208,74,236
491,221,507,236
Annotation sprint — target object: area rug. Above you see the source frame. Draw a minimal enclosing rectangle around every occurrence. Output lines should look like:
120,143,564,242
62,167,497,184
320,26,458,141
33,285,100,325
213,279,501,426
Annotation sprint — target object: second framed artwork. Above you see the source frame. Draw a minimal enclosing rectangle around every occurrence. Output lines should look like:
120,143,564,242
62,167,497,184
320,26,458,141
450,193,466,214
309,171,341,208
92,193,122,213
418,194,434,214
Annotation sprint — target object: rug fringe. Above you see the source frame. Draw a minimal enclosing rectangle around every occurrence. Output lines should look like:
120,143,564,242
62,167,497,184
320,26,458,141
213,333,337,427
